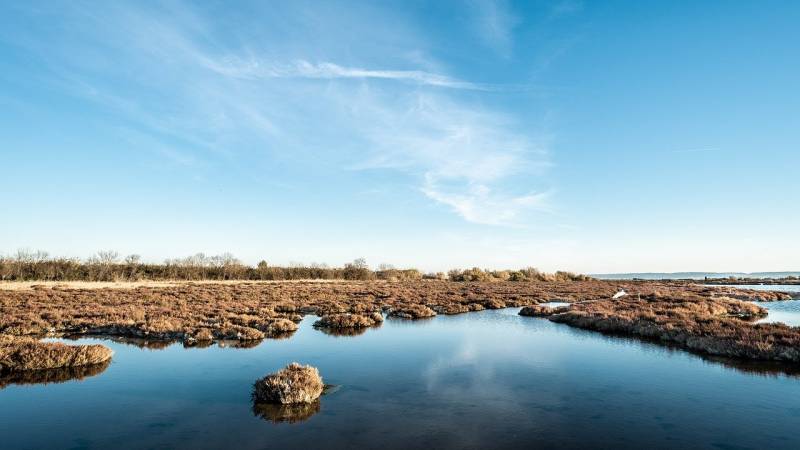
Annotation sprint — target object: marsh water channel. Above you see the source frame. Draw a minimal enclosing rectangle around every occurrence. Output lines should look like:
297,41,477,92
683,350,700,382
2,305,800,449
718,284,800,327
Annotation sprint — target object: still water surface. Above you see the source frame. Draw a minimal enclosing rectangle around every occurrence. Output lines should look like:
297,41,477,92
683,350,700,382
2,308,800,450
732,284,800,293
724,284,800,326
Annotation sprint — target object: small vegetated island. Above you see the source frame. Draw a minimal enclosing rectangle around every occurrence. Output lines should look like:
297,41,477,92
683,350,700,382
1,253,798,378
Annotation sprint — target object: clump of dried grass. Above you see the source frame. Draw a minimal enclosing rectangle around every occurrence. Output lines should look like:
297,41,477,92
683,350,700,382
482,299,507,309
519,305,570,317
265,318,299,335
0,335,113,372
218,325,265,341
388,304,437,319
313,313,383,329
253,362,324,404
432,303,486,315
183,328,214,345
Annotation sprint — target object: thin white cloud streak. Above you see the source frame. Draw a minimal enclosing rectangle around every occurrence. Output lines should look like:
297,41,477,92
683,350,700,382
205,58,489,90
345,91,551,226
422,178,549,226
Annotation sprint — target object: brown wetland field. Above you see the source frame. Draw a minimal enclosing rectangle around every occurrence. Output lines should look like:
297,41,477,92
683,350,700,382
1,275,798,373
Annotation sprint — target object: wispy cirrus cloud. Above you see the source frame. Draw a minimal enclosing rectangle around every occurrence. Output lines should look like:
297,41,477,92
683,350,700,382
422,179,549,226
5,0,551,227
345,91,551,226
205,58,488,90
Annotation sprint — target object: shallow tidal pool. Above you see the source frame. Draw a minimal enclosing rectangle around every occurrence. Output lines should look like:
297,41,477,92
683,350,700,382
2,308,800,450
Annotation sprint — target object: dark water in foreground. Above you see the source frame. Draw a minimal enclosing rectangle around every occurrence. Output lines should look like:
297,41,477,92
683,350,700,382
2,309,800,450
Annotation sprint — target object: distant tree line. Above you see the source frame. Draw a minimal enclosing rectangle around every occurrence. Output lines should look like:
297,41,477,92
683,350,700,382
445,267,591,283
0,249,590,283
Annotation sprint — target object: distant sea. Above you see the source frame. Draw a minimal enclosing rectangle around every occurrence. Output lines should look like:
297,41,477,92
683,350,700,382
591,272,800,280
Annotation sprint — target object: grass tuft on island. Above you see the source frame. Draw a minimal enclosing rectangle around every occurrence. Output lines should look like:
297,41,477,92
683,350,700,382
519,305,570,317
253,362,324,404
388,304,437,319
314,312,383,329
0,334,113,372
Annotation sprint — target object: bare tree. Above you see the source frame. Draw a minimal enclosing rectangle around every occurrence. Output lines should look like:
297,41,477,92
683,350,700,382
124,254,142,265
93,250,119,265
15,248,49,263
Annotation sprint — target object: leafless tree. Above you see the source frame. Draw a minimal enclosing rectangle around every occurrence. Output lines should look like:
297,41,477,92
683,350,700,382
124,254,142,265
93,250,119,265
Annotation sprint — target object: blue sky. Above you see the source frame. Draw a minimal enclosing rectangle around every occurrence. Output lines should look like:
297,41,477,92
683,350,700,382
1,0,798,273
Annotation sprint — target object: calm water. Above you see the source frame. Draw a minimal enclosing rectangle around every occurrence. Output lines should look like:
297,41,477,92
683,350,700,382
758,300,800,326
736,285,800,327
731,284,800,293
707,284,800,326
2,309,800,450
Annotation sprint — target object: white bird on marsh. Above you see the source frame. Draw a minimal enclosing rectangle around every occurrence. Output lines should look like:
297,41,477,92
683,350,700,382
612,289,628,299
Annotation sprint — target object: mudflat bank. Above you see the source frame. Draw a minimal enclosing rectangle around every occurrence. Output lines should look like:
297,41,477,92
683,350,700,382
0,280,795,371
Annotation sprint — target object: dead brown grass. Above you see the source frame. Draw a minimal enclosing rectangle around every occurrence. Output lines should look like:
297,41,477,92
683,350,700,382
548,291,800,362
0,280,611,340
253,362,324,404
519,305,570,317
314,313,383,329
0,279,794,365
388,304,437,319
0,335,113,371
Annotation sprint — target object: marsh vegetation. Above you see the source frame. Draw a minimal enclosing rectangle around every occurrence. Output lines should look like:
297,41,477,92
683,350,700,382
0,278,796,372
549,291,800,362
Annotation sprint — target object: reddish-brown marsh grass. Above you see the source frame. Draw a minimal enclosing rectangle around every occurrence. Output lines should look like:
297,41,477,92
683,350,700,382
0,335,113,372
519,305,570,317
388,304,437,319
0,280,612,340
253,363,324,404
314,313,383,329
0,280,794,366
548,292,800,362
